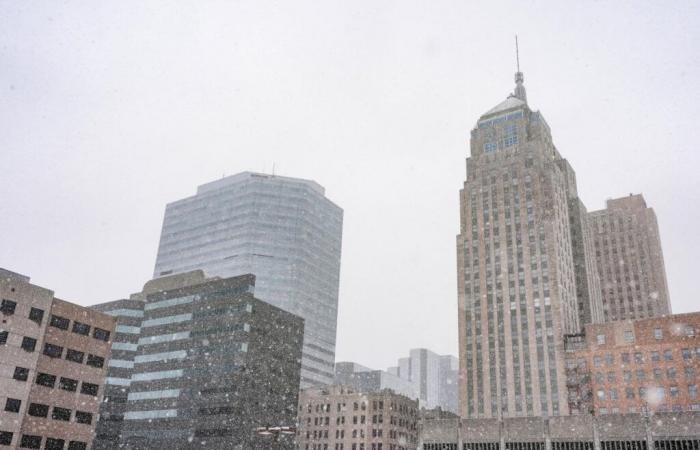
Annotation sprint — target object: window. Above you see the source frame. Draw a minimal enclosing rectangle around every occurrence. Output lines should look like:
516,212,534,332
86,354,105,368
0,331,8,345
596,390,605,400
27,403,49,417
654,368,662,380
59,377,78,392
686,326,696,337
68,442,87,450
43,343,64,358
75,411,93,424
52,406,71,421
664,349,673,361
596,334,606,345
634,352,643,364
28,307,44,325
36,373,57,388
93,327,111,342
5,398,21,413
682,348,692,360
654,328,663,340
45,438,65,450
20,435,42,449
71,321,90,336
0,432,13,446
593,356,601,368
20,337,36,352
621,353,630,364
66,349,85,363
651,351,660,362
623,330,634,343
80,382,99,396
670,386,679,398
13,367,29,381
50,315,70,330
690,385,698,398
0,299,17,315
667,367,677,379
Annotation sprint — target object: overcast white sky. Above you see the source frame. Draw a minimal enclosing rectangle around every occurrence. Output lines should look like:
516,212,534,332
2,1,699,370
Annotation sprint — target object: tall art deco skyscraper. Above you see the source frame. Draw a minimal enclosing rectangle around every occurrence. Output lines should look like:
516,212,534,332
457,63,600,419
153,172,343,387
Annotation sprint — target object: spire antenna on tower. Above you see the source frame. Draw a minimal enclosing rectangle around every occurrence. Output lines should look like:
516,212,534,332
515,35,520,72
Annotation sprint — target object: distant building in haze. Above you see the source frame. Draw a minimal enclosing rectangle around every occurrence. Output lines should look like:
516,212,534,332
334,361,417,400
387,349,459,413
152,172,343,388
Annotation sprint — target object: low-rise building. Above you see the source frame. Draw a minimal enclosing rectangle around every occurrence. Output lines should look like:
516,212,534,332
297,385,419,450
419,413,700,450
564,311,700,416
0,268,116,449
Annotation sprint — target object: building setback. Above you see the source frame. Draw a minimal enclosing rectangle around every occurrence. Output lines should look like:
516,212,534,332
388,349,459,414
457,69,582,419
297,385,419,450
91,270,304,450
152,172,343,388
0,268,116,450
564,312,699,416
90,298,145,448
588,194,671,322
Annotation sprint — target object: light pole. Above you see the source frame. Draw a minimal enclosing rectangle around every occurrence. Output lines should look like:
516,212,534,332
256,425,297,450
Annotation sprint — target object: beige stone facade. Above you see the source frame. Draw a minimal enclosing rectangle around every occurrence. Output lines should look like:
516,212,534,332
297,385,419,450
588,194,671,322
0,268,115,449
457,78,580,419
565,312,700,416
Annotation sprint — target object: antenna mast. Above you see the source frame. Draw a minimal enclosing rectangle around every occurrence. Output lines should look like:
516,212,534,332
515,35,520,72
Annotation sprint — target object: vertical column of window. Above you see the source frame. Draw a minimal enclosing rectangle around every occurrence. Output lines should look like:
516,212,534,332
492,181,508,416
482,182,497,417
475,184,484,417
466,189,478,417
504,180,521,414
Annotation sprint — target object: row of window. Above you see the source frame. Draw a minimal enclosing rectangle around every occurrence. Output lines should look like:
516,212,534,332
0,300,110,342
596,385,698,401
49,314,111,341
594,367,696,384
596,325,696,345
10,366,100,396
4,398,93,425
592,347,700,367
0,432,86,450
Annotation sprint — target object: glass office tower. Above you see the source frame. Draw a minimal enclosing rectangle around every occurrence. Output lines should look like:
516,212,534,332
153,172,343,387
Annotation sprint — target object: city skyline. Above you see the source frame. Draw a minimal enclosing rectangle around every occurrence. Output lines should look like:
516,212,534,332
2,1,700,371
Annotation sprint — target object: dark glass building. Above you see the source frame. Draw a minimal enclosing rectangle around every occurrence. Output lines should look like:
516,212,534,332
91,270,304,449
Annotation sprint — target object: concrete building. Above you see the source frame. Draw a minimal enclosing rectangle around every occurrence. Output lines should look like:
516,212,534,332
588,194,671,322
419,413,700,450
335,362,417,400
152,172,343,388
90,298,145,448
457,69,582,418
297,385,419,450
564,311,700,416
0,268,116,450
90,270,304,450
388,349,459,413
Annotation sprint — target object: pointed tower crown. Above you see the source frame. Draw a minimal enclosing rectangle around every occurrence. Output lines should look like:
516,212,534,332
513,36,527,103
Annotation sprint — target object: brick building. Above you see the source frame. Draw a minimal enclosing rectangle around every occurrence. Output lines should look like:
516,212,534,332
0,268,116,449
565,312,699,415
297,386,419,450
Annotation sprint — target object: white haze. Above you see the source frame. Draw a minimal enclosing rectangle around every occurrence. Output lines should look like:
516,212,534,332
1,1,699,370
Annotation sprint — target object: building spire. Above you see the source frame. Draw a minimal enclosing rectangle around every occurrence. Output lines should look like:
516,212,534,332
513,35,527,104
